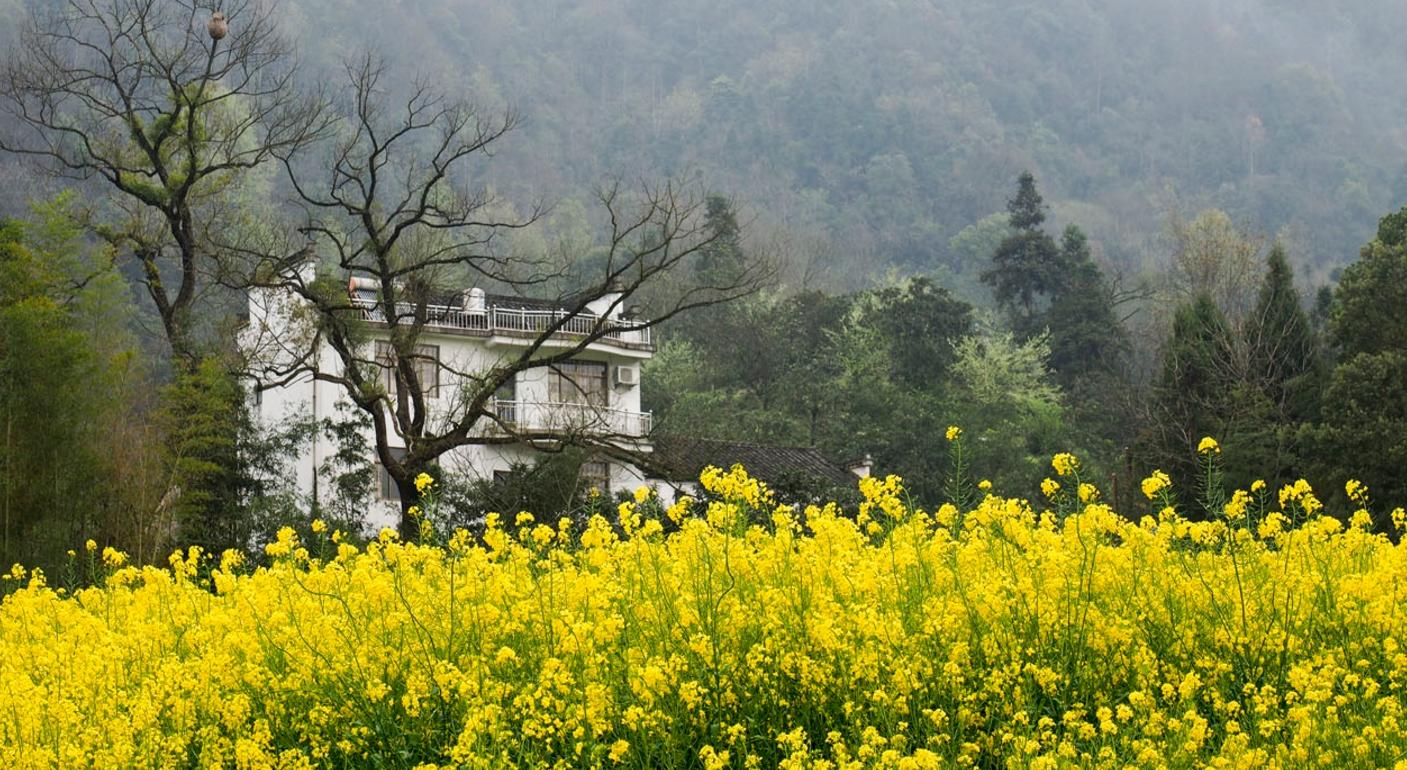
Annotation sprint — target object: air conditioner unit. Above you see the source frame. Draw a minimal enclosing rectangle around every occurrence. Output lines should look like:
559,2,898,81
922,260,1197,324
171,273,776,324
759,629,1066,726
613,365,639,387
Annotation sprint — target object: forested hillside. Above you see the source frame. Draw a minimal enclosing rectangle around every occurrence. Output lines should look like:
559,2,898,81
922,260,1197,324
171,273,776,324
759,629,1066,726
4,0,1407,285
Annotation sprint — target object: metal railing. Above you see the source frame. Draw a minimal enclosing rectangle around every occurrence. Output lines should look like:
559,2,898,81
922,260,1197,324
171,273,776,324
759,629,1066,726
351,296,652,347
491,399,653,438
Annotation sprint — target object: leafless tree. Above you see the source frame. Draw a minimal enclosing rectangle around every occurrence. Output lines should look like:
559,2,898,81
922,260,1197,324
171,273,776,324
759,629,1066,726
230,56,769,536
0,0,330,364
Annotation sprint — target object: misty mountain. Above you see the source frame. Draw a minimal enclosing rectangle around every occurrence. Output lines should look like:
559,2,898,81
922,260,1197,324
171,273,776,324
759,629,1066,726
6,0,1406,289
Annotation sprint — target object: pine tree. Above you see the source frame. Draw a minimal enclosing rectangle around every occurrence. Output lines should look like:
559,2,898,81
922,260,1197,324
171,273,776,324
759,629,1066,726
1212,245,1324,489
1331,206,1407,360
1142,294,1234,491
1307,205,1407,513
694,195,744,282
982,172,1066,337
1046,225,1127,386
1244,245,1319,414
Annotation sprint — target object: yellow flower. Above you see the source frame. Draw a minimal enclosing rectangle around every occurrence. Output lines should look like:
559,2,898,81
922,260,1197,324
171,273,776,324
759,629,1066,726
1077,482,1098,503
84,539,97,552
310,518,327,534
414,472,434,494
1345,479,1368,504
1051,452,1078,477
608,739,630,763
1223,489,1251,520
1250,479,1266,493
945,425,962,442
1197,436,1220,455
1041,478,1060,498
100,546,128,567
633,485,651,504
1141,470,1171,500
977,479,992,492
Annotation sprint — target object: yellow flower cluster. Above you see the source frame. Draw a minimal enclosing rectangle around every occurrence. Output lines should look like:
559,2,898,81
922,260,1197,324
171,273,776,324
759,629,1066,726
1051,452,1078,477
1278,478,1323,515
1141,470,1171,500
3,463,1407,768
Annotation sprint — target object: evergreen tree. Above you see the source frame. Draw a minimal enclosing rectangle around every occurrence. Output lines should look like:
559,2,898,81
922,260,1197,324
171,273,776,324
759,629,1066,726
983,172,1067,337
1142,294,1234,491
1308,350,1407,517
1331,206,1407,359
1244,245,1320,415
1046,225,1127,386
694,195,744,282
1307,205,1407,514
1212,245,1324,489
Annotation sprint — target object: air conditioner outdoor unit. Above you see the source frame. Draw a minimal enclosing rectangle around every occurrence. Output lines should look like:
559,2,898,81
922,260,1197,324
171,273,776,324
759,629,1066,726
613,365,639,387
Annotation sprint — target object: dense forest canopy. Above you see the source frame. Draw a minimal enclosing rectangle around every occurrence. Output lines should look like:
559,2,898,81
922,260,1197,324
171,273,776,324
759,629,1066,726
3,0,1407,288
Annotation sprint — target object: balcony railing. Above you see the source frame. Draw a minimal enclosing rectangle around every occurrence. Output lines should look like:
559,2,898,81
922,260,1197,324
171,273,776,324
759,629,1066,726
491,400,653,438
351,296,652,348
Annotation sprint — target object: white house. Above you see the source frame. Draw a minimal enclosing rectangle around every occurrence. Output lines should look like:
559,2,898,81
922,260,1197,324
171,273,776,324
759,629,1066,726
243,272,658,531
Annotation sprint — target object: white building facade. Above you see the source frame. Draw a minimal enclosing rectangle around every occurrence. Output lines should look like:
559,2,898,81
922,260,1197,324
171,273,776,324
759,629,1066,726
244,277,657,531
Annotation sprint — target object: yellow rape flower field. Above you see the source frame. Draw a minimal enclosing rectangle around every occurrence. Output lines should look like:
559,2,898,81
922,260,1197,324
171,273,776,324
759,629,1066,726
4,453,1407,769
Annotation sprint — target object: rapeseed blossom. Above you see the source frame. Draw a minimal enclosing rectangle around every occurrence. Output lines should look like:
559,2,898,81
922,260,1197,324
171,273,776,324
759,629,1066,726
1141,470,1171,500
1,458,1405,768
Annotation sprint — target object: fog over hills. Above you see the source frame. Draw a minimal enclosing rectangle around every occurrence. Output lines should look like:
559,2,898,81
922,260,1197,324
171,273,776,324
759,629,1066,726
5,0,1406,289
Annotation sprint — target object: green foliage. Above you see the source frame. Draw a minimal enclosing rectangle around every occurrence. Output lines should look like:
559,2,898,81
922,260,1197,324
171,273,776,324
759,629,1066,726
1331,206,1407,359
160,359,310,554
0,196,145,571
1045,225,1127,387
946,332,1067,493
1142,294,1234,488
314,403,378,535
859,277,973,387
1305,351,1407,520
983,174,1066,334
1303,206,1407,515
436,451,594,532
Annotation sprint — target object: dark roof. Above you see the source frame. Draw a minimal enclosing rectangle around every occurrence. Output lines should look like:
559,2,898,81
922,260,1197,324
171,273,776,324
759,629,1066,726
650,436,858,488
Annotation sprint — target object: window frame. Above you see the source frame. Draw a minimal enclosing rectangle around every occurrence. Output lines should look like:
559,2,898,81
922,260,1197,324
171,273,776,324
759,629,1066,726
579,459,610,495
548,360,608,406
376,341,441,400
379,446,408,501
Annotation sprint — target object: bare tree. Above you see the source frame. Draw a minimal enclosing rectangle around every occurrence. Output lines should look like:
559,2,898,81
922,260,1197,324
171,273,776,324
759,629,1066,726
232,57,768,537
0,0,329,364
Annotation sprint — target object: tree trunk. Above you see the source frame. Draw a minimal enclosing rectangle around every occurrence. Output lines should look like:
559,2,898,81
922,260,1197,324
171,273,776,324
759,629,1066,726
395,473,422,542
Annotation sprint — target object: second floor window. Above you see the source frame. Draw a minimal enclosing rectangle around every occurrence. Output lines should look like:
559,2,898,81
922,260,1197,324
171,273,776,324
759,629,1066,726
377,341,440,400
548,360,607,406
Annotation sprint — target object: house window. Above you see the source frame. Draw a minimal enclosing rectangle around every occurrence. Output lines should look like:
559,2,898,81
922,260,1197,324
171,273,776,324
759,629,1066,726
376,341,440,399
379,447,408,501
549,360,607,406
493,374,518,426
580,459,610,495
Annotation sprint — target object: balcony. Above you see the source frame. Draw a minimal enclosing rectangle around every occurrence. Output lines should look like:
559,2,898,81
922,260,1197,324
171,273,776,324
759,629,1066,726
351,296,652,350
491,400,653,438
